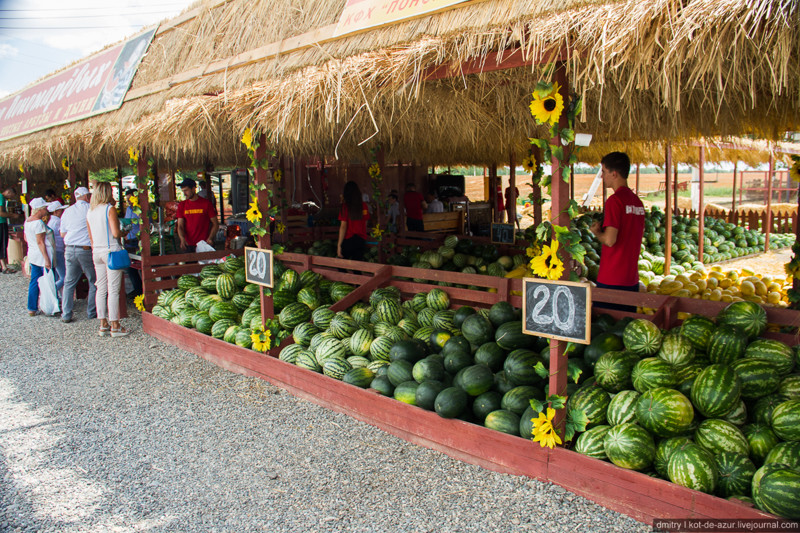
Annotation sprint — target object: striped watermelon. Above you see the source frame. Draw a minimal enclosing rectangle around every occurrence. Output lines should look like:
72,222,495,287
567,384,611,428
233,269,248,289
329,282,355,302
209,301,238,322
679,314,716,352
184,287,209,309
221,256,244,274
603,423,656,471
315,337,347,365
779,374,800,399
755,466,800,519
691,364,742,418
373,321,393,337
178,309,195,328
503,349,543,387
347,355,370,369
350,305,373,327
771,400,800,441
657,332,696,366
200,264,223,279
654,436,693,479
280,269,301,293
308,332,332,353
745,339,795,376
343,367,375,388
279,344,305,364
635,387,694,438
594,351,639,393
241,307,261,327
607,390,641,426
410,293,428,312
200,276,219,292
675,363,704,397
211,319,237,339
501,386,542,415
369,336,394,362
731,358,781,399
433,310,456,332
765,442,800,468
234,328,253,349
622,319,663,357
417,308,436,328
322,356,352,380
375,298,402,325
295,350,322,372
413,326,435,344
242,283,261,296
426,288,450,311
574,425,611,460
231,293,255,312
177,274,201,290
350,328,374,357
668,443,718,494
223,325,241,344
714,451,756,498
195,314,214,335
753,394,789,425
278,302,312,330
311,306,335,329
695,419,750,456
292,322,320,347
397,318,420,337
708,325,748,365
742,423,780,465
296,287,321,310
717,300,767,339
215,273,236,299
329,313,359,339
631,358,676,393
299,270,321,287
197,294,223,313
723,400,748,427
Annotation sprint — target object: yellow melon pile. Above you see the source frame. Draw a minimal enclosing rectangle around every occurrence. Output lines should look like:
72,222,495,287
643,265,791,308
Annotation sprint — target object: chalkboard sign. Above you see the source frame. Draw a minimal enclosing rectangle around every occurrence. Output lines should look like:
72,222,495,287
244,247,274,288
522,277,591,344
491,223,515,244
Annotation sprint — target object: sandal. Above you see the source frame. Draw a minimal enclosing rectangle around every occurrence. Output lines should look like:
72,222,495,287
98,325,111,337
110,327,130,338
3,268,17,274
27,310,39,317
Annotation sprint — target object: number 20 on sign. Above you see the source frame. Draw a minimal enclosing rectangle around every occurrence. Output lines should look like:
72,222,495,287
521,277,592,344
244,247,274,288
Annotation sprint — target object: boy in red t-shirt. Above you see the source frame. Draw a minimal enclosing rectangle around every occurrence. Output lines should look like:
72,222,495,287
403,183,427,232
176,178,219,253
590,152,645,312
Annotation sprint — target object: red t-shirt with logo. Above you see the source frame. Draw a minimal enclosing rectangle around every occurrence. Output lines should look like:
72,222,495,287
404,191,425,220
597,186,645,286
176,196,217,246
338,202,370,239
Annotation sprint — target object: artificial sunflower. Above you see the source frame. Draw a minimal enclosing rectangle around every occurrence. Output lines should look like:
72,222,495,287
531,407,563,449
251,328,271,353
790,159,800,183
18,163,24,174
368,163,381,179
127,147,139,164
129,195,140,208
241,128,253,151
526,245,540,258
371,226,384,239
246,200,261,224
134,294,145,312
276,222,286,235
273,169,282,182
63,193,71,204
529,82,565,126
61,157,69,172
19,194,26,205
521,156,537,173
529,239,565,280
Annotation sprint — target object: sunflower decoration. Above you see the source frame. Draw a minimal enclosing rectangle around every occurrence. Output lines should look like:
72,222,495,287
127,147,139,165
276,222,286,235
61,157,70,172
531,407,563,449
371,226,384,240
241,128,253,151
129,195,140,208
529,82,564,126
63,193,71,204
246,199,262,224
250,327,271,353
19,194,26,205
273,169,282,183
530,239,565,280
134,294,146,312
368,162,381,180
790,156,800,183
18,163,25,174
525,244,541,259
521,155,537,173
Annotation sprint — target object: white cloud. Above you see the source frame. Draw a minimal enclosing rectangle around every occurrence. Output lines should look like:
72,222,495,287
0,44,19,59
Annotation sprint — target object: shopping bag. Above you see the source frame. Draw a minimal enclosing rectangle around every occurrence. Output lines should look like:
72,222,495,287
38,268,60,316
196,240,219,264
107,249,131,270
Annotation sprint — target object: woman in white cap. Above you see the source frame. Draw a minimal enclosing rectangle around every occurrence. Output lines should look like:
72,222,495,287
23,197,54,316
86,182,129,337
47,201,66,300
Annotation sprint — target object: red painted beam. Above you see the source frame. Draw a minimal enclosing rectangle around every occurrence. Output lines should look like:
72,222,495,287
423,46,570,82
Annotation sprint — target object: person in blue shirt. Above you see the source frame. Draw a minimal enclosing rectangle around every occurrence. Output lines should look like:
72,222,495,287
123,189,142,299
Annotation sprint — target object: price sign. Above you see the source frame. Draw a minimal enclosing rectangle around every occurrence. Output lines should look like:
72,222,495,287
491,223,515,244
244,247,274,288
522,277,591,344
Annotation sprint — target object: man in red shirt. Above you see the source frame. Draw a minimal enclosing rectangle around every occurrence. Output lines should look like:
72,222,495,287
403,183,427,232
589,152,645,311
176,178,219,253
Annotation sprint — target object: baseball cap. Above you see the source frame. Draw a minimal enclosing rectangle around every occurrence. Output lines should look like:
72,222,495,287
178,178,197,189
29,197,47,210
47,201,65,212
74,186,90,197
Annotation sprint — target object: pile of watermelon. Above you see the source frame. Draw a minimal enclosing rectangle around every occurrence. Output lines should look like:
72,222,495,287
570,301,799,519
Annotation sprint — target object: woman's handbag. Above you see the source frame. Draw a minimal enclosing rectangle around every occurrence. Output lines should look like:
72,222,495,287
106,206,131,270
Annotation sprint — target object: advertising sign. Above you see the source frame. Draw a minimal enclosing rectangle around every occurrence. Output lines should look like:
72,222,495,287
334,0,467,37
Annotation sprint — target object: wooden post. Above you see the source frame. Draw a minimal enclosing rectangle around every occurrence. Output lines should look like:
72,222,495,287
68,167,77,204
664,145,673,274
255,134,274,325
731,161,738,222
549,64,569,438
635,163,640,195
509,153,517,229
765,151,774,253
138,151,154,310
489,163,498,222
532,149,543,227
569,164,575,202
739,162,744,207
673,162,679,215
698,147,705,264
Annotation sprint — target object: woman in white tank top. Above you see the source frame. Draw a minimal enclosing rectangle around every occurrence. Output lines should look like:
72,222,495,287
86,181,129,337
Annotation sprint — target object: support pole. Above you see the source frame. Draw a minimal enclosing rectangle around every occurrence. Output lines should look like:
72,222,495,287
68,167,77,205
698,147,705,264
509,152,517,230
765,151,774,253
731,161,738,223
138,151,154,310
635,163,640,195
673,162,679,215
255,134,274,324
664,145,673,274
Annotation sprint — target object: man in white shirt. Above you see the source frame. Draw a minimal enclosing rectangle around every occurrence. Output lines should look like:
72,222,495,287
426,194,444,214
59,187,97,323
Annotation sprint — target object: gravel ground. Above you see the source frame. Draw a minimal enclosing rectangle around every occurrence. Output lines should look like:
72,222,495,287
0,274,649,533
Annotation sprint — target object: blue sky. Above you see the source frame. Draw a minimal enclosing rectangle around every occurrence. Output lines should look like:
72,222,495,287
0,0,195,98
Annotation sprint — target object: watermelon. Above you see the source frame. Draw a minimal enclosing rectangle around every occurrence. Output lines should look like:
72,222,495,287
389,340,427,363
707,325,748,365
654,436,693,479
779,374,800,399
311,306,335,329
765,442,800,468
679,314,716,352
242,283,261,296
745,339,795,376
717,300,767,339
594,351,639,393
691,364,742,418
375,298,402,325
231,293,255,312
668,444,718,494
584,332,625,369
753,394,789,425
675,363,703,397
387,360,415,386
370,375,394,396
635,387,694,438
484,410,521,436
200,264,223,279
211,319,236,339
195,314,214,335
369,336,394,362
474,342,507,372
455,364,494,396
393,380,419,405
417,308,436,328
315,337,347,363
695,419,750,456
731,358,781,399
501,386,541,415
742,423,780,465
657,332,695,366
292,322,320,347
473,391,503,422
279,344,305,364
756,466,800,519
349,328,374,357
215,273,236,299
208,301,238,322
606,390,641,426
434,387,469,418
346,356,370,369
432,310,456,332
278,302,312,329
488,301,518,327
428,330,452,353
322,356,353,380
178,309,195,328
574,425,611,460
723,400,748,427
453,306,476,329
177,274,201,290
200,277,219,292
567,384,610,428
503,349,542,386
295,350,322,372
631,358,676,393
495,321,534,351
397,318,419,337
426,288,450,311
342,367,374,388
771,400,800,441
603,423,656,471
296,287,321,310
221,256,244,273
412,358,446,383
519,405,536,439
272,289,296,311
329,282,355,302
461,315,494,345
622,319,663,357
415,380,445,410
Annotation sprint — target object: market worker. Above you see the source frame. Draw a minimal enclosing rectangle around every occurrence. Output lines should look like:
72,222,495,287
0,187,23,274
337,181,370,261
60,186,97,323
589,152,646,311
403,183,427,232
176,178,219,253
426,194,444,214
505,185,520,230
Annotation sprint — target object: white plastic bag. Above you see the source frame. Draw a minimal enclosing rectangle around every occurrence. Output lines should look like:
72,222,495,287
196,240,219,264
38,268,60,316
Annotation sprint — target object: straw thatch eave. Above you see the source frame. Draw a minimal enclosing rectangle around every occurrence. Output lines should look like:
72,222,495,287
0,0,798,171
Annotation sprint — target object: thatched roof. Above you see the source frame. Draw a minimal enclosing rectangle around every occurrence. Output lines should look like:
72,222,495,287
0,0,798,172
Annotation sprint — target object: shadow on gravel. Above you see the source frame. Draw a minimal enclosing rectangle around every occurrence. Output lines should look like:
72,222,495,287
0,445,46,531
